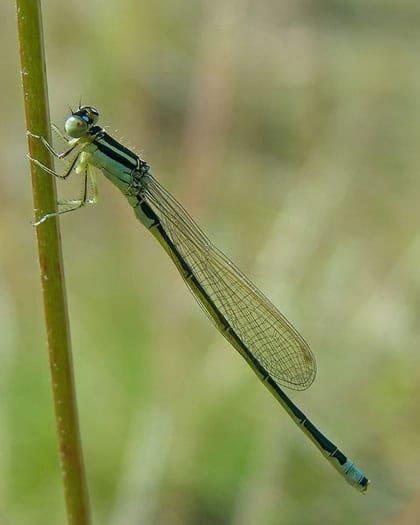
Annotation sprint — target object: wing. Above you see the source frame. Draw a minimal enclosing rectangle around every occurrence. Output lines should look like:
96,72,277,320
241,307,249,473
142,173,316,391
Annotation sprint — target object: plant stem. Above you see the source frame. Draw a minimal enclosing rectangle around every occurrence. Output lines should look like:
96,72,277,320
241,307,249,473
16,1,91,523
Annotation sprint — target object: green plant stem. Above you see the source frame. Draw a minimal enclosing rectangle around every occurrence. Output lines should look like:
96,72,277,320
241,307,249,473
16,1,91,523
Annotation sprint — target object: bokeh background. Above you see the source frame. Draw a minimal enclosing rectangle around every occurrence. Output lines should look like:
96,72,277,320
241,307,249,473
2,1,420,523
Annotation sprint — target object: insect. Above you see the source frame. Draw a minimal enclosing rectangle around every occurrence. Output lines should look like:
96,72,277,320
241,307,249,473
28,105,369,492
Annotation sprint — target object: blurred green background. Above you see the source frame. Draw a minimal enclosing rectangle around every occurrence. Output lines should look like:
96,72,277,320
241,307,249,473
2,0,420,523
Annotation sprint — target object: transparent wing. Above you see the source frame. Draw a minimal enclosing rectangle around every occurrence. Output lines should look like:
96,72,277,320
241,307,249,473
143,173,316,391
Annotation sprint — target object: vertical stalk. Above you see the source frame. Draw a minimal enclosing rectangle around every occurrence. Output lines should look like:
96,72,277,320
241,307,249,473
16,1,91,523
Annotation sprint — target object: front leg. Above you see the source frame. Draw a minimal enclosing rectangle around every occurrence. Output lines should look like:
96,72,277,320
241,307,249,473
27,130,78,159
51,123,71,144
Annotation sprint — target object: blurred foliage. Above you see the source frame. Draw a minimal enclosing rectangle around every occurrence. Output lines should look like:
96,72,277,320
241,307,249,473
2,0,420,523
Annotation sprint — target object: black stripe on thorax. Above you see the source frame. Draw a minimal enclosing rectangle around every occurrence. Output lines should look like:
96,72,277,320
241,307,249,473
99,131,139,163
94,140,138,171
92,131,139,171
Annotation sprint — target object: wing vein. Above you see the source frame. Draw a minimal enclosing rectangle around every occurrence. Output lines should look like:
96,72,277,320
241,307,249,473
142,173,316,390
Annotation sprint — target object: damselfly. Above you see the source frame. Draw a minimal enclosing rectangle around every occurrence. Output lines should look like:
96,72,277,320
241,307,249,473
28,105,369,493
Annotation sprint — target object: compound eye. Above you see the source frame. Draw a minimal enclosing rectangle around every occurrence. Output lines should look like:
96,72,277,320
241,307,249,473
64,115,88,138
